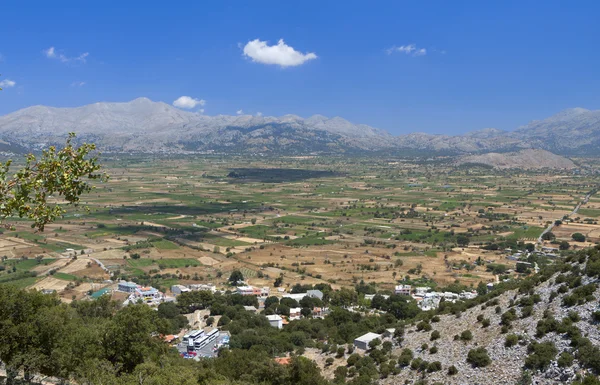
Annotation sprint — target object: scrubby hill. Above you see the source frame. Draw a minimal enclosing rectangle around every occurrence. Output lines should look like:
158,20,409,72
457,149,576,169
310,247,600,385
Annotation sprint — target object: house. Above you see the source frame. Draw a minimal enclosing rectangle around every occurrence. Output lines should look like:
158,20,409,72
134,286,162,303
306,289,324,300
383,328,396,338
171,285,190,295
188,284,217,292
354,332,382,350
282,289,323,302
312,307,330,318
236,286,269,296
117,281,138,293
395,285,412,296
243,305,258,313
282,293,307,301
266,314,283,329
236,286,262,296
274,357,291,365
289,307,302,321
415,287,429,297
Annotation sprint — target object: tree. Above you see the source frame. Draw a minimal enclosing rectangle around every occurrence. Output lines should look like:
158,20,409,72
456,235,470,247
542,232,555,241
228,270,244,285
559,241,570,250
0,133,105,231
368,338,381,350
467,347,491,367
572,233,586,242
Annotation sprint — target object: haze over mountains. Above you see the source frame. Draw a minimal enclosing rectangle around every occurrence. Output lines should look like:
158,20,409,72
1,98,599,156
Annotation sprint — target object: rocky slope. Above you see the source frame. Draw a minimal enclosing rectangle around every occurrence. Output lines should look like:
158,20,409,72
458,149,577,169
1,98,600,155
310,250,600,384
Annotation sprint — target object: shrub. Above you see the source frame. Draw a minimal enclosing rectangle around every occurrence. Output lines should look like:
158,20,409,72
505,334,519,347
398,348,414,367
557,352,574,368
430,330,440,341
347,353,360,367
417,321,432,332
460,330,473,341
427,361,442,372
429,346,438,354
447,365,458,375
467,347,491,367
524,342,558,370
481,318,491,328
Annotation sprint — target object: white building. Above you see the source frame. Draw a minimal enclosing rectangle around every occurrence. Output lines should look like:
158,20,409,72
171,285,190,295
117,281,138,293
282,289,323,302
395,285,412,296
134,286,162,304
188,284,217,293
289,307,302,321
266,314,283,329
415,287,430,296
354,332,382,350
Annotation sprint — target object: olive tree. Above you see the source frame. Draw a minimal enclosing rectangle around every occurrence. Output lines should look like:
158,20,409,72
0,133,106,231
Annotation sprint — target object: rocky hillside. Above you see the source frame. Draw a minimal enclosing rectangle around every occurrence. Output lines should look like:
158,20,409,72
1,98,600,155
309,248,600,385
458,149,577,169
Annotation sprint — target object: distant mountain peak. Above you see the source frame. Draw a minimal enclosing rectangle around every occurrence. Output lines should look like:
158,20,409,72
2,100,600,155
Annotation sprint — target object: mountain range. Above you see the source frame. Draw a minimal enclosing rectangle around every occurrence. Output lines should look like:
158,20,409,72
1,98,599,155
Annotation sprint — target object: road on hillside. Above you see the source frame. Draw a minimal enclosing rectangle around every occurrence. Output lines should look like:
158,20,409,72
537,189,596,249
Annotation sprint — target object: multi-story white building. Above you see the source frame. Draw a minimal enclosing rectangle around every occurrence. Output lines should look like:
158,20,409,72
394,284,412,296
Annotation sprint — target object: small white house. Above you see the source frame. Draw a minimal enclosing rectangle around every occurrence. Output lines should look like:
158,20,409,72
354,332,382,350
171,285,190,295
289,307,302,321
266,314,283,329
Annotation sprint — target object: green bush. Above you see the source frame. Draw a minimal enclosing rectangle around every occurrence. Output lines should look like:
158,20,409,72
460,330,473,341
557,352,574,368
430,330,440,341
524,342,557,370
467,347,491,367
505,334,519,347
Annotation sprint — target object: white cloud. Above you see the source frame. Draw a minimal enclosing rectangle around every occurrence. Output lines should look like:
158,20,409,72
256,112,263,117
236,109,243,115
172,96,206,109
242,39,317,67
386,44,427,57
0,79,16,88
71,81,86,87
44,46,89,63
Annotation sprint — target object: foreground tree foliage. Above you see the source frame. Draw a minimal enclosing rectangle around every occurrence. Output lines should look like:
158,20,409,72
0,133,106,231
0,286,330,385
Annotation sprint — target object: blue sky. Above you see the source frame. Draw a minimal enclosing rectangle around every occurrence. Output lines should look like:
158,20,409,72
1,0,599,135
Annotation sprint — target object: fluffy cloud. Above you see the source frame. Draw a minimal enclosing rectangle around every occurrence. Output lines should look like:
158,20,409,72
242,39,317,67
172,96,206,109
44,47,89,63
0,79,16,88
386,44,427,57
236,109,243,115
71,81,86,87
256,112,263,117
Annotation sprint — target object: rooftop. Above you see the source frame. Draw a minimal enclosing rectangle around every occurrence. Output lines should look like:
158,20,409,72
355,332,382,342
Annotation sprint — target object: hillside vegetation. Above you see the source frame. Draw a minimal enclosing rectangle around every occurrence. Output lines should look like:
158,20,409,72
1,246,600,385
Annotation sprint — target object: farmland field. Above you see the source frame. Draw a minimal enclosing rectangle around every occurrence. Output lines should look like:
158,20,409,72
1,154,598,301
